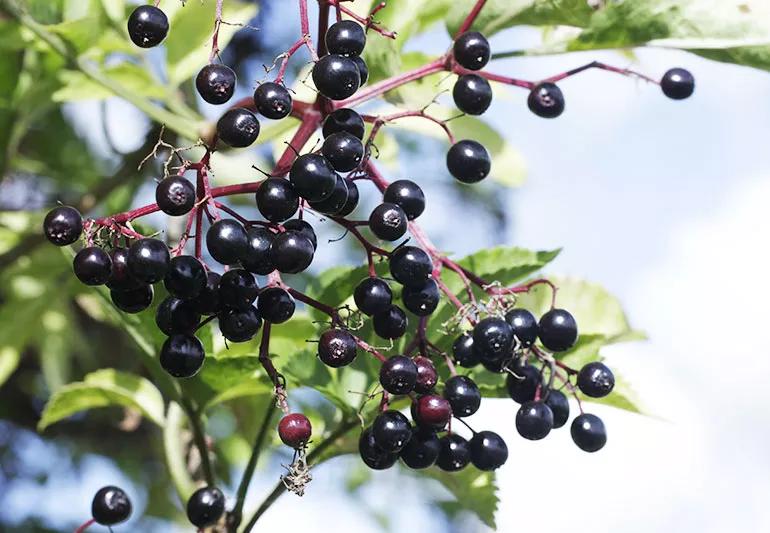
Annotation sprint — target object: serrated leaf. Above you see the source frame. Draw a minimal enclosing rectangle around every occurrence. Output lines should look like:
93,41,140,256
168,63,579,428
38,369,166,430
423,467,499,529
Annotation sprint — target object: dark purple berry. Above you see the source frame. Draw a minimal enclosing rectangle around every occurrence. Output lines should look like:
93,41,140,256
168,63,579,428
400,427,440,469
255,177,299,223
411,395,452,431
470,431,508,471
383,179,425,220
240,226,275,275
312,54,360,101
127,5,168,48
369,203,408,242
379,355,417,395
73,246,112,286
472,317,514,363
254,82,292,119
577,361,615,398
413,356,438,394
110,284,153,314
571,413,607,452
219,269,258,310
506,364,541,404
318,328,357,367
192,272,222,315
538,308,578,352
544,389,570,428
282,219,317,250
269,231,314,274
206,219,248,265
164,255,206,299
516,400,553,440
453,31,490,71
156,176,196,216
92,486,131,526
321,132,363,172
354,277,392,316
196,64,236,105
528,82,565,119
389,246,432,287
156,296,200,335
127,238,170,284
43,206,82,246
446,139,491,183
352,55,368,85
217,108,260,148
661,68,694,100
325,20,366,56
336,179,359,216
289,153,338,202
359,427,398,470
402,279,440,316
505,308,538,347
443,375,481,417
453,333,480,368
218,306,262,342
436,434,470,472
322,108,364,139
107,247,141,291
257,287,295,324
372,410,412,452
160,334,205,378
186,486,225,528
372,305,408,339
453,74,492,115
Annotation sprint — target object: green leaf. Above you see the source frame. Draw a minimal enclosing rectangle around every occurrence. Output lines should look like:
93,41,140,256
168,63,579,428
446,0,592,36
423,468,499,528
53,63,168,101
163,401,197,502
38,369,166,430
0,347,20,389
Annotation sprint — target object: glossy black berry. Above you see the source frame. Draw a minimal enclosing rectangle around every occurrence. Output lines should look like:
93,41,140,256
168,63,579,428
379,355,417,395
389,246,432,287
446,139,491,183
278,413,312,448
196,64,236,105
254,81,293,119
369,203,408,242
444,375,481,417
160,334,205,378
156,176,195,216
400,427,440,469
544,389,570,429
156,296,200,335
505,364,541,404
354,277,392,316
453,333,480,368
372,410,412,453
43,206,82,246
325,20,366,56
453,74,493,115
352,55,368,85
269,231,314,274
453,31,490,71
289,153,337,202
257,287,295,324
240,226,275,275
473,317,514,362
481,356,510,374
571,413,607,452
577,361,615,398
308,174,349,215
372,305,408,339
219,269,258,310
164,255,206,299
216,108,260,148
312,54,360,100
413,355,438,394
255,177,299,223
74,246,112,286
402,279,440,316
318,328,357,367
528,82,565,119
111,284,153,314
516,401,554,440
383,179,425,220
191,272,222,315
322,132,363,172
127,238,170,284
436,434,470,472
322,108,365,139
661,68,694,100
107,247,141,291
337,179,359,216
538,308,578,352
359,427,398,470
218,306,262,342
470,431,508,471
206,219,248,265
186,486,225,528
505,308,538,347
127,5,168,48
282,219,317,250
411,395,452,430
92,486,132,526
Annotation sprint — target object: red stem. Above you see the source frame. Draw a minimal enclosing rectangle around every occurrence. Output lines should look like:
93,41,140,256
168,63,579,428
455,0,488,37
74,519,95,533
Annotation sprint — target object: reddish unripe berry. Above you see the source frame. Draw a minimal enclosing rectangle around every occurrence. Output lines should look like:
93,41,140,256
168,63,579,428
278,413,312,449
411,395,452,431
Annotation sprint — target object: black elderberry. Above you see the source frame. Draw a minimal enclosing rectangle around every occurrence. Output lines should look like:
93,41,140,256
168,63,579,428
453,74,493,115
577,361,615,398
359,427,399,470
473,317,514,362
186,486,225,529
325,20,366,57
400,427,440,469
111,285,154,314
469,431,508,471
218,306,262,342
369,203,408,242
453,332,480,368
528,82,565,119
383,179,425,220
379,355,417,395
411,395,452,431
571,413,607,452
352,55,368,86
372,304,408,339
156,176,196,216
255,177,299,223
254,81,293,119
453,31,490,71
257,287,295,324
43,206,82,246
289,153,338,202
269,231,314,274
192,272,222,316
322,132,363,172
219,269,258,310
241,226,275,275
337,179,359,216
160,334,205,378
206,219,248,265
318,328,357,367
506,364,542,404
544,389,570,428
196,64,236,105
402,279,440,316
322,108,365,139
372,410,412,453
436,434,471,472
505,308,538,347
446,139,491,183
354,277,392,316
307,174,349,215
389,246,433,287
661,68,695,100
164,255,206,299
127,5,168,48
282,219,317,250
516,400,554,440
216,108,260,148
538,308,578,352
92,486,132,526
413,355,438,394
127,238,170,284
443,375,481,417
156,296,200,335
73,246,112,286
312,54,361,101
107,247,141,291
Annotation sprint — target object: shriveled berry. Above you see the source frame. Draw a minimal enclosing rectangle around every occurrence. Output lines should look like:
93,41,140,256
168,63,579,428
318,328,357,367
278,413,312,448
196,64,236,105
43,206,82,246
